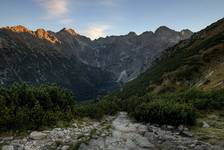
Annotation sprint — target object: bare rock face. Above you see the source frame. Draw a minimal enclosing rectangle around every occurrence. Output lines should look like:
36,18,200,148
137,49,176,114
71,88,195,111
180,29,194,40
35,28,59,43
1,25,31,33
61,28,78,36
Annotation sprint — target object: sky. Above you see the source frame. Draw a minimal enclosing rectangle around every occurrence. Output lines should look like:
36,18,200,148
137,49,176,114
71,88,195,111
0,0,223,39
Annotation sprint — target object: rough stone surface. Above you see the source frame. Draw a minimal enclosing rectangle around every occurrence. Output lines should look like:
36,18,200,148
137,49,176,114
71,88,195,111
78,112,214,150
0,112,218,150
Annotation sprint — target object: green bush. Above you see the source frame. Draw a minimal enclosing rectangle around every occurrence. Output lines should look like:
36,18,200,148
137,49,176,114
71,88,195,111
0,83,75,131
73,103,104,119
72,97,120,119
176,89,224,109
1,83,224,132
133,100,196,126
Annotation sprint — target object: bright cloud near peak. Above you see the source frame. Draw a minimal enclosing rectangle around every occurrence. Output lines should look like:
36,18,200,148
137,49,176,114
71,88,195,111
35,0,70,19
83,25,109,40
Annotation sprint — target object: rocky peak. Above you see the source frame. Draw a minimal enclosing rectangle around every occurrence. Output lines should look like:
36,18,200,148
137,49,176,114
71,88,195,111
59,28,78,36
127,32,137,37
180,29,193,40
139,31,154,39
1,25,31,33
35,28,48,37
155,26,174,35
35,28,59,43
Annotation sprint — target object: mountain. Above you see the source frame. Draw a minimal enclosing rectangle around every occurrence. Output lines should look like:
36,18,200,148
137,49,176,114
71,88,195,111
46,26,193,83
0,26,117,100
0,25,192,100
89,27,193,83
117,18,224,99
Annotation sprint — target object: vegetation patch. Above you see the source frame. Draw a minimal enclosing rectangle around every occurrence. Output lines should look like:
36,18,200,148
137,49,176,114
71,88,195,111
1,83,224,132
0,83,75,131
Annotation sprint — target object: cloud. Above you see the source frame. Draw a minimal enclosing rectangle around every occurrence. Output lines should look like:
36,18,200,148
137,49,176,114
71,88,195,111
35,0,73,24
82,25,109,40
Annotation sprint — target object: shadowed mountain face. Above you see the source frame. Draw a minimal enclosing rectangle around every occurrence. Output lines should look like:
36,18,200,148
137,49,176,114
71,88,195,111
0,26,117,100
91,27,193,83
52,26,192,83
117,18,224,99
0,25,192,100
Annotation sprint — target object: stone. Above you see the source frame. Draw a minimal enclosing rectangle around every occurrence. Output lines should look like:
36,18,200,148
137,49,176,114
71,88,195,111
79,143,89,150
202,121,210,128
61,145,70,150
181,131,193,137
29,131,47,140
12,144,23,150
125,138,136,149
2,137,14,141
178,125,184,131
184,127,189,131
177,145,188,150
144,132,156,141
167,125,175,130
131,133,155,148
137,124,148,135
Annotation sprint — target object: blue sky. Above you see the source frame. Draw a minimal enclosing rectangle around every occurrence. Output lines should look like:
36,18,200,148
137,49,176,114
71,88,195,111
0,0,223,39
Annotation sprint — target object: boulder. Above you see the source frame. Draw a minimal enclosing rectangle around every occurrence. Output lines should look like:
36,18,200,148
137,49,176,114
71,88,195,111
29,131,47,140
181,131,193,137
130,133,155,148
178,125,184,131
137,124,148,135
167,125,175,130
202,121,210,128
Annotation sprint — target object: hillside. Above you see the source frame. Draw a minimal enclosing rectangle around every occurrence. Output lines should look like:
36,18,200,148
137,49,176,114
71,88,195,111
117,18,224,99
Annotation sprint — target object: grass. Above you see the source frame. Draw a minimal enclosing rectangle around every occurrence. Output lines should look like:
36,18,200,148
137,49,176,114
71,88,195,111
200,63,224,91
192,110,224,145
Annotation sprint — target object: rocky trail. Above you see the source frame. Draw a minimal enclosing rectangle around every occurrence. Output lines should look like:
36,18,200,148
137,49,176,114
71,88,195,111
1,112,222,150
